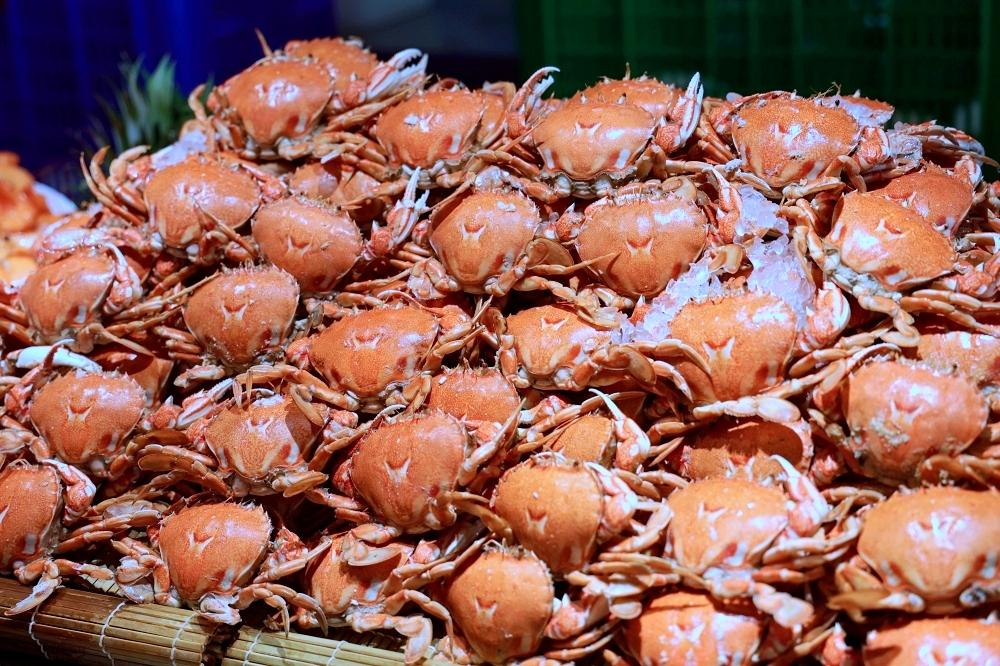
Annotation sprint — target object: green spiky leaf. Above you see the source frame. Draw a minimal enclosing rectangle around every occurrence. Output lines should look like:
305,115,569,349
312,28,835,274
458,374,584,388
77,54,211,163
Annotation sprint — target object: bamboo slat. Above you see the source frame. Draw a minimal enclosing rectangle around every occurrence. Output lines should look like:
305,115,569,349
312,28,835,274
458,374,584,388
0,577,216,666
221,625,445,666
0,577,450,666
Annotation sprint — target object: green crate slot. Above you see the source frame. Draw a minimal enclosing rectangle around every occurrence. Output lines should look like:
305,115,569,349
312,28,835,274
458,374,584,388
517,0,1000,161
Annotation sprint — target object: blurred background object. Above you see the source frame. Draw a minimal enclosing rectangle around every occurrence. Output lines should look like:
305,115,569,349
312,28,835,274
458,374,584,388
0,0,340,190
2,0,999,198
518,0,1000,165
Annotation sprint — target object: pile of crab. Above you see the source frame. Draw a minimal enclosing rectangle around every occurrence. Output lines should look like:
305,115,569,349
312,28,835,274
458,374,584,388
2,33,1000,666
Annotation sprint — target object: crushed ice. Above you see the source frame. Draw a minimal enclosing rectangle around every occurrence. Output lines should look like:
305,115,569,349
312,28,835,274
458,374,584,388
612,254,723,343
615,235,815,343
733,185,788,240
745,235,816,329
151,129,209,170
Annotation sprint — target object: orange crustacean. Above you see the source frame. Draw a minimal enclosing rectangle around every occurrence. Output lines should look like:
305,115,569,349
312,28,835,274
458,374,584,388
12,246,144,352
704,91,901,198
131,386,362,513
282,36,427,121
546,176,709,300
340,80,513,195
153,265,301,388
599,463,859,629
437,541,621,664
859,617,1000,666
807,351,990,484
293,528,458,665
112,500,329,633
803,188,1000,347
329,409,513,534
618,249,850,438
480,67,704,201
829,486,1000,618
285,299,485,413
200,37,431,162
252,171,429,294
491,452,669,575
0,366,148,489
0,456,160,616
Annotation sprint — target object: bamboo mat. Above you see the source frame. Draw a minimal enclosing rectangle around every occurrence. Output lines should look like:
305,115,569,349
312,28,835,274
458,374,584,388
222,625,434,666
0,577,445,666
0,577,216,666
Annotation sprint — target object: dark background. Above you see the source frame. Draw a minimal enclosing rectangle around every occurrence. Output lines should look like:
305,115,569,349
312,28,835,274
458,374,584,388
2,0,999,190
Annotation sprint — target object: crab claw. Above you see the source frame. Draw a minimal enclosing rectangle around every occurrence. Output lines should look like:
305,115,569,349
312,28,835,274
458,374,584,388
655,72,704,154
8,344,101,372
367,49,428,102
367,168,429,259
773,454,830,536
590,389,651,472
675,72,704,144
507,66,559,139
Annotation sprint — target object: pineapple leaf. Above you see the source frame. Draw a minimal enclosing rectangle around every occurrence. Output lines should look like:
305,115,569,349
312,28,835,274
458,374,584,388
77,53,198,165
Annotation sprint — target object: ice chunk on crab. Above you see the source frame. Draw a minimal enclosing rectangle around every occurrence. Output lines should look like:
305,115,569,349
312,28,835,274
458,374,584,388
733,185,788,241
150,129,209,170
616,235,848,426
613,254,724,344
746,235,815,330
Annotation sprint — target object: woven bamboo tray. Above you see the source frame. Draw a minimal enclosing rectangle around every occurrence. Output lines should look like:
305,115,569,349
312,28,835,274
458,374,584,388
0,577,437,666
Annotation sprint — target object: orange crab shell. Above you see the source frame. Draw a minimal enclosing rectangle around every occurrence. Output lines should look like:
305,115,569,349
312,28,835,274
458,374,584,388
492,456,604,573
218,59,334,146
669,417,812,482
443,546,554,664
19,251,117,342
857,487,1000,614
309,306,439,400
373,90,487,169
915,330,1000,386
505,305,614,384
157,502,271,603
827,192,956,291
530,102,656,181
283,38,379,94
90,344,174,408
426,366,521,426
732,96,860,188
0,464,61,572
184,266,299,368
666,478,788,573
814,94,895,126
864,617,1000,665
350,411,468,531
550,415,616,468
878,168,973,238
428,189,540,291
203,393,326,482
576,192,707,298
304,532,411,616
287,161,386,222
844,360,987,480
29,371,146,471
666,291,797,404
571,76,680,121
251,197,363,293
144,158,262,251
622,591,764,666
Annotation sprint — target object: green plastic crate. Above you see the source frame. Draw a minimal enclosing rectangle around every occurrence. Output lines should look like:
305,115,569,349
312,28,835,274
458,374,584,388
517,0,1000,161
